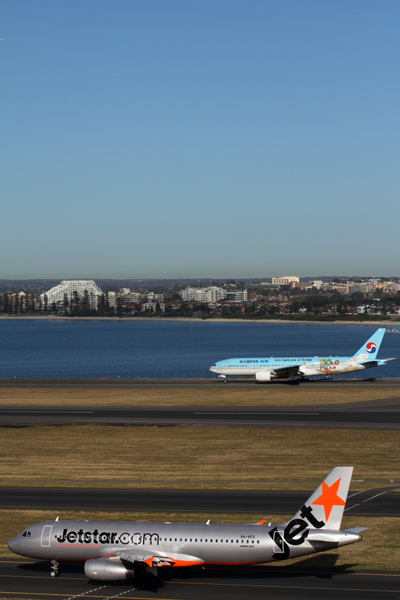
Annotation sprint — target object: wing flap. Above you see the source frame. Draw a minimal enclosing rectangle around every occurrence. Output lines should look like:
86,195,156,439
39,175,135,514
110,550,204,568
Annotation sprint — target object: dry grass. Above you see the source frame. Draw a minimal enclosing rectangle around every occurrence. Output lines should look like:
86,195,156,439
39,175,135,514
2,510,399,571
0,386,400,407
0,425,398,488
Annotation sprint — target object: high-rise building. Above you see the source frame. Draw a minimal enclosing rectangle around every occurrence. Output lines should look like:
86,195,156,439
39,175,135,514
272,276,300,286
40,280,104,309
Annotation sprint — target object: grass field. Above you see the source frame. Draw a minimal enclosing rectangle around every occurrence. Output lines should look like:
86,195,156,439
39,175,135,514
0,425,398,488
1,386,398,573
1,386,400,407
2,510,399,571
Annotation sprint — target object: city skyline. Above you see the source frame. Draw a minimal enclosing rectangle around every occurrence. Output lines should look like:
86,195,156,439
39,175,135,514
2,1,400,278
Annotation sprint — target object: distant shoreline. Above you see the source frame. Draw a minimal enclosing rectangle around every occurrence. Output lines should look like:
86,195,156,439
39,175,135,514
0,315,399,327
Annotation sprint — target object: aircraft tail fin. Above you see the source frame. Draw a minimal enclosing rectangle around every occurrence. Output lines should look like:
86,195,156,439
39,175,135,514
291,467,353,531
354,328,386,357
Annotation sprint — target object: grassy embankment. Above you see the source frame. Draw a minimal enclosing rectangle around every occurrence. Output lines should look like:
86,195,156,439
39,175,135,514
0,425,398,488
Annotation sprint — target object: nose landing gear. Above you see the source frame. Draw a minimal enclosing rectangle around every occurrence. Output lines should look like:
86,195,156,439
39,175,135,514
50,560,59,577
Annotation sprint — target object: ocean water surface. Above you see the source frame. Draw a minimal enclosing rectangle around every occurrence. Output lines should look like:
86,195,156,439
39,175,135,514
0,320,399,380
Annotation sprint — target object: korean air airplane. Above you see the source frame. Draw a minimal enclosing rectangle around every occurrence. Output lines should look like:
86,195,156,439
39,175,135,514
210,328,395,382
9,467,364,586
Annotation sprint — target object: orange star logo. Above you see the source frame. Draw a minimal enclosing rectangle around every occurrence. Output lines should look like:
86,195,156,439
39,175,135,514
311,477,346,522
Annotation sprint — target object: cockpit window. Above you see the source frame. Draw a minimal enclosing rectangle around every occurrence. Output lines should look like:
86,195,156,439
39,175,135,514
21,530,31,538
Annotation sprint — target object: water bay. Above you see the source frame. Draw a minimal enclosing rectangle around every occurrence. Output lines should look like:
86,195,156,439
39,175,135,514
0,320,398,380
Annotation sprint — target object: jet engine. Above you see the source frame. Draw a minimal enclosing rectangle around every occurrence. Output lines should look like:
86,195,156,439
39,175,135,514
255,370,275,382
84,558,133,581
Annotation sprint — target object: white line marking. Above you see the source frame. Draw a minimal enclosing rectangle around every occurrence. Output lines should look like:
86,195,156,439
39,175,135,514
345,490,387,512
64,583,109,600
344,503,360,511
362,491,387,503
193,412,320,415
0,410,94,414
348,488,374,498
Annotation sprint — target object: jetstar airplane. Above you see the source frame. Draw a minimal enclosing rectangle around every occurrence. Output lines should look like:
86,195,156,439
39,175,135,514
210,328,395,382
9,467,364,586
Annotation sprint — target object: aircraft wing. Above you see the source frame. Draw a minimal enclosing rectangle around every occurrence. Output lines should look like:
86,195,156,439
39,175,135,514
110,550,204,568
269,364,303,376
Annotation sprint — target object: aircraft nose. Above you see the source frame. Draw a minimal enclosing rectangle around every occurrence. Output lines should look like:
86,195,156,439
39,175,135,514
8,536,20,554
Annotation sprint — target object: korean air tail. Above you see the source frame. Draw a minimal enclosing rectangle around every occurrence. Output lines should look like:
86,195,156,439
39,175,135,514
290,467,353,530
354,328,386,357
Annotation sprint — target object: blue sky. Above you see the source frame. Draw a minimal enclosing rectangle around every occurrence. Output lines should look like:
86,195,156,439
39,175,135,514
1,0,399,279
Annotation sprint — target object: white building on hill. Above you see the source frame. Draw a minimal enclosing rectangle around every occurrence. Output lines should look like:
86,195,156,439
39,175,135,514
40,280,104,309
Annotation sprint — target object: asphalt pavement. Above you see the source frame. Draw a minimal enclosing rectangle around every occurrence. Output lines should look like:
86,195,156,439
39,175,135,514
1,377,400,389
1,485,398,516
1,558,399,599
1,396,400,429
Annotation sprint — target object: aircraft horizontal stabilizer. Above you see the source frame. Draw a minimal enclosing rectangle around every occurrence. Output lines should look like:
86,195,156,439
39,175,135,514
359,358,396,367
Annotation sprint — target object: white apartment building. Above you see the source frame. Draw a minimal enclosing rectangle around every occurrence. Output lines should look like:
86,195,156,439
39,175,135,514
107,291,117,309
147,292,164,302
40,280,104,309
142,302,165,312
180,286,226,303
225,290,248,302
272,276,300,286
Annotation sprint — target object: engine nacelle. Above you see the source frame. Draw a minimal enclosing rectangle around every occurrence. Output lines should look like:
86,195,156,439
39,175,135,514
255,370,274,382
84,558,133,581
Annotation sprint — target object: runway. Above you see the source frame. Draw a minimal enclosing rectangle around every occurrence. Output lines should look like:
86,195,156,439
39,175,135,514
1,485,398,516
1,377,400,389
1,397,400,429
1,558,399,599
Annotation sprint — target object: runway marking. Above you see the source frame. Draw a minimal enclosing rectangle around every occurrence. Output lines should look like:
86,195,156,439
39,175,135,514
193,411,320,415
363,491,388,502
345,489,387,512
0,410,94,414
64,584,109,599
0,593,165,600
348,487,377,498
175,580,400,592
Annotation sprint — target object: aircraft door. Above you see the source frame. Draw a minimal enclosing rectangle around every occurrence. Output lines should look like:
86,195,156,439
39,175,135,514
41,526,53,547
273,530,285,553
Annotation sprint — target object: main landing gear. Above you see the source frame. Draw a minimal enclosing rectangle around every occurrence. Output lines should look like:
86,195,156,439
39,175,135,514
50,560,59,577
